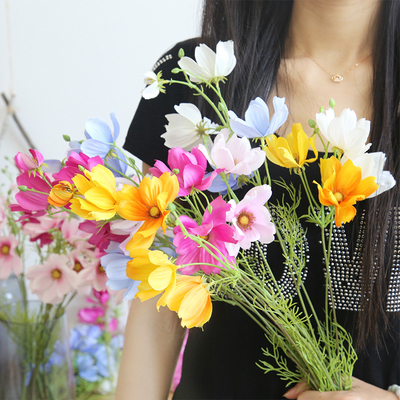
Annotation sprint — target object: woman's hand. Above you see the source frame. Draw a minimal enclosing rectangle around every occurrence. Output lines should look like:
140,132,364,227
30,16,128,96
283,377,399,399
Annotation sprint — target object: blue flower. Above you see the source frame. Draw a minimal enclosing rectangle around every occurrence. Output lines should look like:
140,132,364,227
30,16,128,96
81,112,120,158
75,353,101,382
229,96,288,139
101,242,139,301
70,325,102,352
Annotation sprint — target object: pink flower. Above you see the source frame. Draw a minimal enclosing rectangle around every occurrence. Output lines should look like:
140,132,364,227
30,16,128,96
22,213,66,246
226,185,275,255
0,235,23,279
198,128,266,176
53,152,104,183
173,196,237,274
77,250,108,291
15,172,51,211
15,149,44,173
78,306,104,324
26,254,77,304
150,147,220,196
0,196,7,231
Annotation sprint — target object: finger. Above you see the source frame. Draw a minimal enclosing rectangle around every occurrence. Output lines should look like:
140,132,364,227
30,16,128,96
284,382,309,399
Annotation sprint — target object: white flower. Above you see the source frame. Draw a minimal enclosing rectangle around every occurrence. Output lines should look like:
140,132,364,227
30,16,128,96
198,128,265,176
141,71,165,99
350,152,396,198
161,103,217,151
177,41,236,83
316,108,371,160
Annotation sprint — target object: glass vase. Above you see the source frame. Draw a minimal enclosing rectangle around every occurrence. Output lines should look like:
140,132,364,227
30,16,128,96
0,300,75,400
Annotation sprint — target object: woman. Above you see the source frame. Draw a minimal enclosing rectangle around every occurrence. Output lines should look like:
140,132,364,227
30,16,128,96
118,1,400,399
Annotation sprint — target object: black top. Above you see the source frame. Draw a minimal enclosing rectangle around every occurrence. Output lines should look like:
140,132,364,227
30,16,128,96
124,39,400,400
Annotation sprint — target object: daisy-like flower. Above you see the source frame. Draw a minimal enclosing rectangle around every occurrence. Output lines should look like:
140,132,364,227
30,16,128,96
70,164,119,221
26,253,77,304
226,185,275,255
315,156,378,227
117,172,179,251
173,196,237,275
229,97,289,139
349,152,396,198
0,235,23,280
177,41,236,84
126,249,177,309
141,71,166,99
77,249,108,292
15,149,44,173
165,275,212,329
264,123,318,170
150,146,220,196
161,103,217,151
315,108,371,160
198,128,266,176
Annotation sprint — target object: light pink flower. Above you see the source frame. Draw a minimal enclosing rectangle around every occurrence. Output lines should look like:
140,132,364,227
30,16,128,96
150,147,220,196
226,185,275,255
198,128,265,176
173,196,237,275
26,254,77,304
0,235,23,279
15,149,44,173
77,250,108,292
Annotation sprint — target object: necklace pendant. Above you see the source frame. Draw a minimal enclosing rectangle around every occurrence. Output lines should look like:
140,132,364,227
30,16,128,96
332,74,344,83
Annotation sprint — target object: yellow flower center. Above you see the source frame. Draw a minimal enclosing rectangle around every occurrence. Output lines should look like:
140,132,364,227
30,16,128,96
149,206,161,218
98,265,105,274
51,269,62,280
73,262,83,272
1,245,10,255
199,234,209,241
334,192,344,202
237,211,254,231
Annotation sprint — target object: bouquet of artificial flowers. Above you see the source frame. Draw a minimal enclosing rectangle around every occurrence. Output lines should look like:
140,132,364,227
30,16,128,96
11,40,396,393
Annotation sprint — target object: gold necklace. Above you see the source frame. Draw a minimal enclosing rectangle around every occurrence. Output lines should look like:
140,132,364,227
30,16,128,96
290,38,372,83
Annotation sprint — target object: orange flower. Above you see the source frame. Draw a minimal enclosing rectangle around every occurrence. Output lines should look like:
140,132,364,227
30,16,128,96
165,275,212,329
315,157,378,227
48,181,74,207
126,249,177,309
117,172,179,251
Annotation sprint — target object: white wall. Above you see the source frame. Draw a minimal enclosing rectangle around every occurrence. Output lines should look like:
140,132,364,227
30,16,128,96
0,0,202,175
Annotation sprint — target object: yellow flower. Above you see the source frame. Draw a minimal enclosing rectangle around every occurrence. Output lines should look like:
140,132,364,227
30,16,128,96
166,275,212,329
48,181,74,207
69,165,118,220
127,249,177,309
117,172,179,252
315,156,378,227
264,123,318,170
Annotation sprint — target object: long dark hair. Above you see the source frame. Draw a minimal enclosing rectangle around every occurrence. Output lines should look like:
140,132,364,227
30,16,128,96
199,0,400,349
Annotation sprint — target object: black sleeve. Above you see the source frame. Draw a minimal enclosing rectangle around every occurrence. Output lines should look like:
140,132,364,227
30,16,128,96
123,39,198,167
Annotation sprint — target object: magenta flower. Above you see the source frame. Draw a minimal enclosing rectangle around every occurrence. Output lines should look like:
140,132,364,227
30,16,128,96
78,306,104,324
15,149,44,173
26,254,77,304
226,185,275,255
150,147,220,196
0,235,23,280
15,172,51,211
53,152,104,183
173,196,237,275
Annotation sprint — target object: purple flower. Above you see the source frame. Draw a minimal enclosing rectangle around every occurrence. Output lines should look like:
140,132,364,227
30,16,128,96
229,96,288,139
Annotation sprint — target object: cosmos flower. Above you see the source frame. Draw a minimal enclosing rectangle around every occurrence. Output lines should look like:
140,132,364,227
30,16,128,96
48,181,74,208
165,275,212,329
315,108,371,160
141,71,166,99
0,235,23,280
264,123,318,170
161,103,217,151
26,254,77,304
178,41,236,84
226,185,275,254
315,156,378,227
150,146,220,196
229,97,288,139
173,196,237,275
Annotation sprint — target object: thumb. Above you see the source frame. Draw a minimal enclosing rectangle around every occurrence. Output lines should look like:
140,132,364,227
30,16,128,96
284,382,309,399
